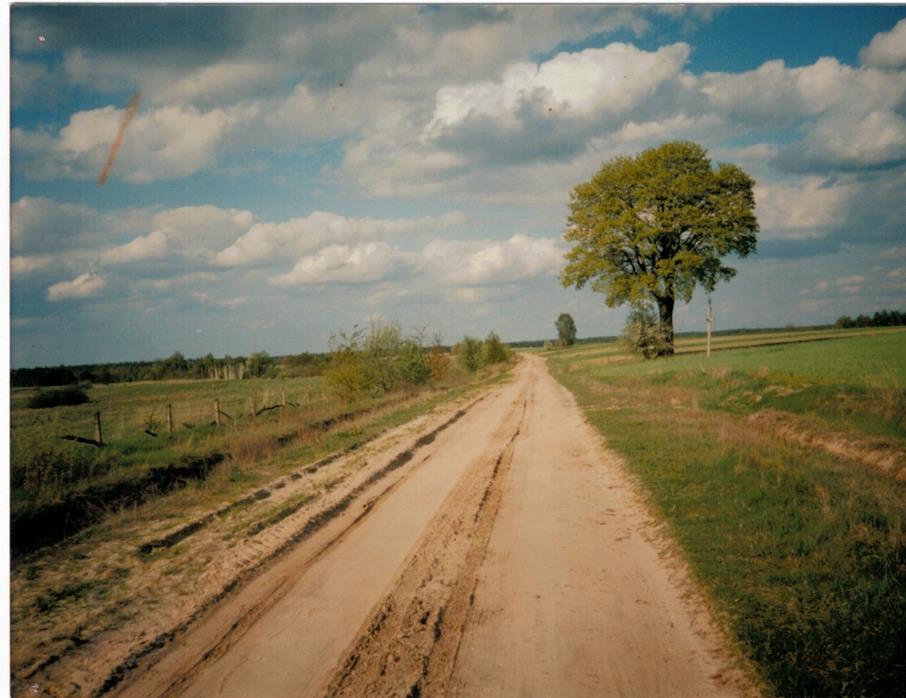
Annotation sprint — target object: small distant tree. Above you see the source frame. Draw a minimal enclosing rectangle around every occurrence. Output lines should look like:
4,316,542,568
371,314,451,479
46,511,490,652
621,304,672,359
162,351,188,376
245,351,275,378
555,313,577,346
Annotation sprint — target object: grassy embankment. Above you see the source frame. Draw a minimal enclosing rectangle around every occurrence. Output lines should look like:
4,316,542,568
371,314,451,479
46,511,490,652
546,327,906,696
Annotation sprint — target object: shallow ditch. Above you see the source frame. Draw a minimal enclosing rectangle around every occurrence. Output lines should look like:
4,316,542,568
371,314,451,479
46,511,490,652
11,453,225,557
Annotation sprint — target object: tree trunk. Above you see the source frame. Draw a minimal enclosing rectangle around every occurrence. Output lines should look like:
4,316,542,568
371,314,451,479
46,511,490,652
656,296,675,356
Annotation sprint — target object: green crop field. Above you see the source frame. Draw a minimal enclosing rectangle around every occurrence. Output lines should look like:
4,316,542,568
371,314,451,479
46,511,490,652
546,327,906,696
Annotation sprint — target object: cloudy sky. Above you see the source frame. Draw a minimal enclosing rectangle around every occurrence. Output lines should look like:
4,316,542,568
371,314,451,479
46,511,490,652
9,4,906,367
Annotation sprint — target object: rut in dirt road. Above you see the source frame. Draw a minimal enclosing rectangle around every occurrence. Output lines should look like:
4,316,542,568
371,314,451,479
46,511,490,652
322,383,531,697
114,355,752,698
321,354,751,697
447,355,751,697
113,370,532,698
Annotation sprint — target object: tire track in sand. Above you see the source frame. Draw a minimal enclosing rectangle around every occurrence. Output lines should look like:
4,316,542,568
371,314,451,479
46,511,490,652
321,377,532,698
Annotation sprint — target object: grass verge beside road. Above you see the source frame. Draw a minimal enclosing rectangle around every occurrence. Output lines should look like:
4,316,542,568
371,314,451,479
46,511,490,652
546,328,906,696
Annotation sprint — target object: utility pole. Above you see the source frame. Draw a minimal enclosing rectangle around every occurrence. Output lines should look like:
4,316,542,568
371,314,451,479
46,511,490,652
706,298,714,357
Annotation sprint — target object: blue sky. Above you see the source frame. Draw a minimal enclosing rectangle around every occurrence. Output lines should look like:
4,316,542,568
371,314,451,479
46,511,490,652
9,4,906,367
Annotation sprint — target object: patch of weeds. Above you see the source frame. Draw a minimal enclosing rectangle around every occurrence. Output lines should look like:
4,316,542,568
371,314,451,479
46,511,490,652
33,579,108,614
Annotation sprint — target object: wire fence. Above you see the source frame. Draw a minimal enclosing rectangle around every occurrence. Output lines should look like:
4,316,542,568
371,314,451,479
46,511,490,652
11,377,328,447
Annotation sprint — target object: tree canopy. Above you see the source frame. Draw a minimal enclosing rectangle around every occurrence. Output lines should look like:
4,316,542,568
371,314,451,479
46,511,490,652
555,313,577,346
561,141,758,353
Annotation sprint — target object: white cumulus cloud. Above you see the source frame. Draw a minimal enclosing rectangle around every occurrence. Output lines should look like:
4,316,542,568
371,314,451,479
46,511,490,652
420,234,564,285
46,272,106,301
860,18,906,69
426,42,689,134
10,195,125,255
101,231,168,265
11,256,52,276
797,110,906,168
754,178,852,240
270,242,403,286
15,102,256,183
216,210,465,267
150,205,256,260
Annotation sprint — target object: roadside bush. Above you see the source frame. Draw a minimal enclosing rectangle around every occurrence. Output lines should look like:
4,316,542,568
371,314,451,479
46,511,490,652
323,321,431,401
482,331,510,365
325,322,511,400
621,304,672,359
454,336,484,373
323,354,369,402
427,337,450,382
397,337,430,390
454,332,512,373
27,386,90,409
323,327,369,402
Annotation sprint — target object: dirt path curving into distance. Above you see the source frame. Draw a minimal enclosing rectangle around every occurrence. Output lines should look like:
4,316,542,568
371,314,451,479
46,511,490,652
113,354,753,698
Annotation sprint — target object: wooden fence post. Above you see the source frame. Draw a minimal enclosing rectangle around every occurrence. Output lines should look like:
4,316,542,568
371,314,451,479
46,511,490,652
166,403,173,433
250,395,256,418
94,410,103,445
282,387,287,407
215,399,221,426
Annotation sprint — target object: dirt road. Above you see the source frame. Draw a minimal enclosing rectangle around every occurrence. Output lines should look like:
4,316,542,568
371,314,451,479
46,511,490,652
115,354,749,697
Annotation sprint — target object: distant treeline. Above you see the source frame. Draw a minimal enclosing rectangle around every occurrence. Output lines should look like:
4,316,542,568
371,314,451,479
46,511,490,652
11,350,329,388
508,335,618,348
514,314,906,349
15,312,902,388
835,309,906,329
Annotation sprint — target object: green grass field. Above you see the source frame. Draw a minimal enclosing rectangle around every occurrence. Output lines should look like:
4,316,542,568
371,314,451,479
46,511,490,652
546,327,906,696
10,375,327,513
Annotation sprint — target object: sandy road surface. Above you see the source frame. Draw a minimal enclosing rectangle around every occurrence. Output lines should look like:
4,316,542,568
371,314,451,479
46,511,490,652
115,355,749,697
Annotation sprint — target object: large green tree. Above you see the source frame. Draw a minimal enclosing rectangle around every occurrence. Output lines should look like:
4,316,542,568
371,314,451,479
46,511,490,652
561,141,758,354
